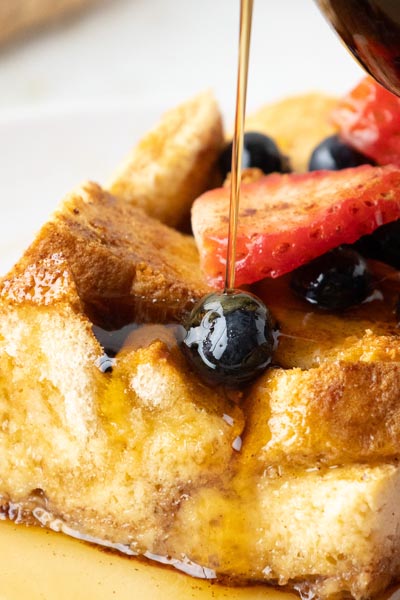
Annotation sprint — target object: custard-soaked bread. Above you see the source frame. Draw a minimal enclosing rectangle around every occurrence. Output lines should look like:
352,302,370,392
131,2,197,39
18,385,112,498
0,256,243,550
109,91,224,229
0,255,104,450
2,254,400,600
3,92,400,600
167,463,400,600
243,361,400,467
12,182,210,327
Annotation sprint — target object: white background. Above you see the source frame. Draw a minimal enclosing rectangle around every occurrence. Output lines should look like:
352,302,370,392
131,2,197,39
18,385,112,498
0,0,362,116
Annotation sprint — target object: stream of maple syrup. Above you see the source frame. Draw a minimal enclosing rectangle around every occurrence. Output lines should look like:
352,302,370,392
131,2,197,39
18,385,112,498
225,0,253,291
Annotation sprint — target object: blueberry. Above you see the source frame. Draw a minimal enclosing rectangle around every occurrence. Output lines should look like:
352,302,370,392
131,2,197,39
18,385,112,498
354,219,400,269
308,135,375,171
181,290,278,386
290,245,372,310
219,132,291,179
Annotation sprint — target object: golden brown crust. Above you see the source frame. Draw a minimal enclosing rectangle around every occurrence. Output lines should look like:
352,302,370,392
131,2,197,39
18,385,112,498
3,90,400,600
254,266,400,370
109,91,224,230
245,93,338,172
1,254,80,308
10,182,211,327
243,361,400,468
244,267,400,468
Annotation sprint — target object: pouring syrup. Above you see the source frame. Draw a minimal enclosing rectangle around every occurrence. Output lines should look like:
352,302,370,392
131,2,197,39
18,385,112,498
225,0,253,291
181,0,278,387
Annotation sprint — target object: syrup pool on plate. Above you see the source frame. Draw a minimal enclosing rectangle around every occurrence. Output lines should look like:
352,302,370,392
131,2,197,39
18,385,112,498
0,518,294,600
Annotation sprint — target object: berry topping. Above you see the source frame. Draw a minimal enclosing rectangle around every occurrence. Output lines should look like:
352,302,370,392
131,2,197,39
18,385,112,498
354,219,400,269
181,290,277,387
192,164,400,287
219,132,290,179
290,246,372,310
332,76,400,167
309,134,375,171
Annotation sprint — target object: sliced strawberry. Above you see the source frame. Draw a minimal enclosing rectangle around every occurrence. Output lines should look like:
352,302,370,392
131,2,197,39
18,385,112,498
332,76,400,167
192,165,400,287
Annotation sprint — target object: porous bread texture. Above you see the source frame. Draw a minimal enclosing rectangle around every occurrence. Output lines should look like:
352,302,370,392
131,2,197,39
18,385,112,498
1,253,400,600
3,90,400,600
168,462,400,600
241,270,400,469
0,256,243,552
244,267,400,468
244,361,400,467
2,257,400,599
0,255,105,480
12,181,211,327
245,92,338,172
109,90,224,229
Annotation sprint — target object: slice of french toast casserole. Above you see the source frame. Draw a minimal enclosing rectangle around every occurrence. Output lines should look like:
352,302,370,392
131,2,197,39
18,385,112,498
1,91,400,600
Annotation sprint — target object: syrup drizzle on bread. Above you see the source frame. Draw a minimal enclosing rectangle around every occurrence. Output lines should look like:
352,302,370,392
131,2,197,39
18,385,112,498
1,91,400,599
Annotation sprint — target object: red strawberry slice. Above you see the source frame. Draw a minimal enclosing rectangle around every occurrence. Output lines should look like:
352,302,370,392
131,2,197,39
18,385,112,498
191,165,400,287
332,76,400,167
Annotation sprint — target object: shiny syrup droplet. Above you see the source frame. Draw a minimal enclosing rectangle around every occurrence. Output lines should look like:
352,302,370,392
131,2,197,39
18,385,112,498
181,0,278,387
182,290,278,386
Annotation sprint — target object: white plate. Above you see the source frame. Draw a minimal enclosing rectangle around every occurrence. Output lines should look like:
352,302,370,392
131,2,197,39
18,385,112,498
0,102,163,274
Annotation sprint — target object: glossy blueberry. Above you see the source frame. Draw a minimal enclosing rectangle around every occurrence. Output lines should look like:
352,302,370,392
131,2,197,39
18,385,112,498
308,134,375,171
181,290,278,387
219,132,291,179
290,245,372,310
354,219,400,269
